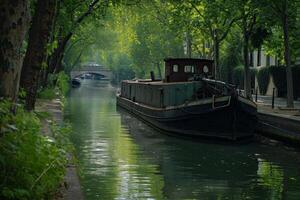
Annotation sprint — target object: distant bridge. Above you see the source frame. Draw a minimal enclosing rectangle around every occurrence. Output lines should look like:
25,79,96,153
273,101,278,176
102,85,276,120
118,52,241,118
70,64,112,80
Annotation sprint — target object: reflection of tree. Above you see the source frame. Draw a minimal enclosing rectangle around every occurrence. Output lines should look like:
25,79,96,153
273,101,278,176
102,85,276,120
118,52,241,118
66,86,164,199
118,108,260,199
257,159,284,199
67,86,300,200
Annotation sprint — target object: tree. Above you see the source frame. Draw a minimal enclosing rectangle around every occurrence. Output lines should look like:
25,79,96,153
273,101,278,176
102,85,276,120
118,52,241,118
105,1,184,78
257,0,298,107
48,0,105,75
242,7,256,99
20,0,58,111
189,0,240,79
282,0,294,107
0,1,30,101
233,0,259,99
220,28,244,83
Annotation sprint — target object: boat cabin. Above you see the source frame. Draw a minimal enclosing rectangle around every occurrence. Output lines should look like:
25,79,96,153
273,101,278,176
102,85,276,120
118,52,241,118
164,58,214,82
119,58,216,108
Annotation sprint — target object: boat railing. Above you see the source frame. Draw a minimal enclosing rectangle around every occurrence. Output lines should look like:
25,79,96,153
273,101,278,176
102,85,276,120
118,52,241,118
201,78,235,89
212,95,231,109
201,78,236,96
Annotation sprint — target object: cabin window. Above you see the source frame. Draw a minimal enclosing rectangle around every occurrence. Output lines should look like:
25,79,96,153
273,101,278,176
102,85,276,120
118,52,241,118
184,65,194,73
203,65,209,73
173,65,178,72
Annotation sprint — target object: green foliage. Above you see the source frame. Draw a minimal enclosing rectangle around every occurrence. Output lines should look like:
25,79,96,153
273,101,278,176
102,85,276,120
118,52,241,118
232,66,245,89
220,29,243,83
250,27,271,49
37,87,56,100
37,72,69,100
293,65,300,99
110,54,136,84
270,65,300,98
232,66,256,89
56,72,70,96
0,100,69,200
51,0,299,93
256,66,270,95
34,111,51,120
269,65,287,97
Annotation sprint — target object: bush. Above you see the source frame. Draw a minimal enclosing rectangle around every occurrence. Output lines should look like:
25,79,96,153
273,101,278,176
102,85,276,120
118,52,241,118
269,65,286,97
232,66,256,89
37,72,70,100
256,66,270,95
56,72,70,96
37,87,56,100
292,65,300,99
269,65,300,98
0,100,69,199
112,67,135,85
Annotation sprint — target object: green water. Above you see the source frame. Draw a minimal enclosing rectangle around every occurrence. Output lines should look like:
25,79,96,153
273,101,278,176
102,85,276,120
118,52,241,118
66,84,300,200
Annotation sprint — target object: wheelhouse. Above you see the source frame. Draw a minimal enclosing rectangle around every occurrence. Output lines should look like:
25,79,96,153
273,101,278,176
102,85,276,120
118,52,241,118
164,58,214,82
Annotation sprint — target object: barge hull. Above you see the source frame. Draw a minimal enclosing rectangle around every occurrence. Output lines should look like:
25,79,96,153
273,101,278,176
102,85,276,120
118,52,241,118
117,95,257,141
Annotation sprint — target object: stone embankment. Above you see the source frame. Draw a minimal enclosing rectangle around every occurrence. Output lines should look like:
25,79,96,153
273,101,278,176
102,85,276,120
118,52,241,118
256,104,300,146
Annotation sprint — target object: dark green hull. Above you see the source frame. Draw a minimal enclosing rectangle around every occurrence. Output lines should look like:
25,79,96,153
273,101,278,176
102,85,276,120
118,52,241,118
117,94,257,141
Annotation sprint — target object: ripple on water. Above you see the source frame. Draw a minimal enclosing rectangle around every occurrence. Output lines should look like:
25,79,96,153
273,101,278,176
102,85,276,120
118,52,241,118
67,86,300,200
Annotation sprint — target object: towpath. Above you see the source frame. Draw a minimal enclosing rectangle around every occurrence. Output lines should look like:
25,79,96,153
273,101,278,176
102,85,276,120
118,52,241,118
35,99,84,200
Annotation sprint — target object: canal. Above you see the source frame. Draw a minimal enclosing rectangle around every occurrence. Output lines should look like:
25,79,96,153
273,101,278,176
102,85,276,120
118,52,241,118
66,83,300,200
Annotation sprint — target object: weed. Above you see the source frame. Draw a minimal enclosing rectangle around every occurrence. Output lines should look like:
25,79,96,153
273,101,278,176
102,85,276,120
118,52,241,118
0,100,69,199
37,87,56,100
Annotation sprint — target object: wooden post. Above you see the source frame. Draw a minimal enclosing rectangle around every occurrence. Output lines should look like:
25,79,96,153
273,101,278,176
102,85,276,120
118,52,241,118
255,87,258,102
272,88,275,109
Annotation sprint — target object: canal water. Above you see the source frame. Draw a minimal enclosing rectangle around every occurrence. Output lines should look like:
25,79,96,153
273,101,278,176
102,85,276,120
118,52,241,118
66,84,300,200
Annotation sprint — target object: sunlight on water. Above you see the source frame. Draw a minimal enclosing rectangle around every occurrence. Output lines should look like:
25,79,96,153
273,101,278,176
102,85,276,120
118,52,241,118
66,83,300,200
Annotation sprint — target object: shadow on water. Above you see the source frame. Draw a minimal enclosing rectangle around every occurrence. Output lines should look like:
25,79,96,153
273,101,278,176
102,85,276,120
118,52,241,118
66,83,300,200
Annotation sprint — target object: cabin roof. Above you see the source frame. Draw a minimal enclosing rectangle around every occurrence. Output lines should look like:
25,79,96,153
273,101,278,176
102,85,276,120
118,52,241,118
164,58,213,63
122,80,199,86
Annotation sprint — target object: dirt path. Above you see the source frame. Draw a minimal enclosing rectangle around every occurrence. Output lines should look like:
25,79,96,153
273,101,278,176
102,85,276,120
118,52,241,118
36,99,84,200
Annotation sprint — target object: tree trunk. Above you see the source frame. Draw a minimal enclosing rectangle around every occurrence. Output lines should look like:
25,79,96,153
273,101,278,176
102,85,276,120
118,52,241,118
157,62,162,80
0,1,30,101
213,36,220,80
48,0,101,75
49,33,73,74
283,2,294,108
185,31,192,58
20,0,57,111
243,33,252,99
202,40,206,58
42,32,71,88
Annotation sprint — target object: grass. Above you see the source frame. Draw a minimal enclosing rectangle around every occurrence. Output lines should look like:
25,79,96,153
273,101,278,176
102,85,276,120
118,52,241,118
0,99,71,199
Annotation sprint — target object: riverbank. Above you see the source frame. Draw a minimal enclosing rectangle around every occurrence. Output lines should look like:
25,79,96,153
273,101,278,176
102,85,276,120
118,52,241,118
35,99,84,200
256,103,300,146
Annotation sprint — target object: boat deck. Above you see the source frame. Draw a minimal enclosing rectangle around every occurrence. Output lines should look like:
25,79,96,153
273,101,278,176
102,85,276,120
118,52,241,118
123,80,201,86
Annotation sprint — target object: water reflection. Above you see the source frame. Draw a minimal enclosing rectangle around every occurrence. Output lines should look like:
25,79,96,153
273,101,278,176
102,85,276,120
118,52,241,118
66,84,300,200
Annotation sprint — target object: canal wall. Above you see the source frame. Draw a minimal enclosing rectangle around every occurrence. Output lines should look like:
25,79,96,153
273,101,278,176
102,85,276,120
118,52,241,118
256,111,300,146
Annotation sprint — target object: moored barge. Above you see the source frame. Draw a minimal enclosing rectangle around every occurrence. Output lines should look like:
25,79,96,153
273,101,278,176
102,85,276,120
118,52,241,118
117,58,257,141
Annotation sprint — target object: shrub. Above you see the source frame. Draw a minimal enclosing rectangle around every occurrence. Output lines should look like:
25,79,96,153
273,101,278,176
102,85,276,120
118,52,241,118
0,100,68,200
269,65,300,98
292,65,300,99
37,87,56,100
269,65,286,97
56,72,70,96
256,66,270,95
232,66,256,89
232,66,244,89
37,72,70,100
